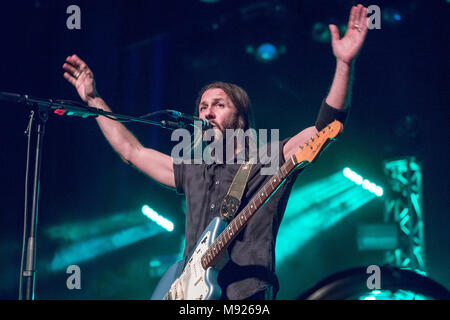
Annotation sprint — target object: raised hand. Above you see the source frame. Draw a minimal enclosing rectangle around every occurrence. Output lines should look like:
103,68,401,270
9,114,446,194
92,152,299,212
63,54,99,103
329,4,368,65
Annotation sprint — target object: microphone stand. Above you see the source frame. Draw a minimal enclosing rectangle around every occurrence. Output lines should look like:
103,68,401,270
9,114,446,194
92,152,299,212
0,91,185,300
21,103,47,300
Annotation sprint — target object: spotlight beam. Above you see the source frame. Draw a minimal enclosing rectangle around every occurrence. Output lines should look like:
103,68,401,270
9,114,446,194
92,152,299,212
276,169,382,264
48,223,164,271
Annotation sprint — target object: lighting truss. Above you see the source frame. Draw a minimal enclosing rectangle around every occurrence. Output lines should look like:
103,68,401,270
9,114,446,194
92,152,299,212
383,157,426,273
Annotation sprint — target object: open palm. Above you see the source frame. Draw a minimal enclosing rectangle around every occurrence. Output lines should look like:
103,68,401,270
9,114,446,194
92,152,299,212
329,5,368,64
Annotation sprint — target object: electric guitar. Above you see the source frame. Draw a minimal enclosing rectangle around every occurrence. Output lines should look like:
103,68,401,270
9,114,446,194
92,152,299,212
151,120,343,300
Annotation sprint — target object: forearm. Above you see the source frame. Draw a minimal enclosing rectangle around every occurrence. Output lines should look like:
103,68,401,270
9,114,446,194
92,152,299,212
315,60,354,131
325,59,354,110
87,97,143,163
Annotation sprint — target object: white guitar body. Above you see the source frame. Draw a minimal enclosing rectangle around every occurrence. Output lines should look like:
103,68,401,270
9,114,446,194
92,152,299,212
151,217,228,300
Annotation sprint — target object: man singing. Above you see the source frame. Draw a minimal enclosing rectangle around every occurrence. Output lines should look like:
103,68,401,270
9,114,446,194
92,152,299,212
62,5,368,300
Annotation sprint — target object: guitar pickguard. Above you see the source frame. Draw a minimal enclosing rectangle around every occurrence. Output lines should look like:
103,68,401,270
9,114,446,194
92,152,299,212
172,231,211,300
153,217,227,300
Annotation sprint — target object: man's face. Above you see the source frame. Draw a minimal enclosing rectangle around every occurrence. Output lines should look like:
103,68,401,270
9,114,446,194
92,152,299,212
198,88,241,134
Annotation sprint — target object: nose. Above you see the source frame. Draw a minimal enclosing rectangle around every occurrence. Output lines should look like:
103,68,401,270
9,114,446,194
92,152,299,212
203,106,215,120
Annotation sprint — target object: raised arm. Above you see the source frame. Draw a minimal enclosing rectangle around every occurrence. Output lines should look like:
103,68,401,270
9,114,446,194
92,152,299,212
283,4,368,160
326,4,368,109
63,54,175,189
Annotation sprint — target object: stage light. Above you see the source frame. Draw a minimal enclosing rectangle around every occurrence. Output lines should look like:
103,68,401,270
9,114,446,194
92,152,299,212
343,167,383,197
357,224,398,251
47,207,175,272
142,205,174,232
256,43,277,62
252,42,278,63
311,22,348,43
311,22,331,43
276,171,378,264
277,168,385,264
247,42,286,64
359,289,429,300
383,8,403,24
48,223,165,271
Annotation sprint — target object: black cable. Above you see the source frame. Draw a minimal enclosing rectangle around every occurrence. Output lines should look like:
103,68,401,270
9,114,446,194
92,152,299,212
107,110,170,123
99,109,171,123
137,110,170,119
53,98,90,110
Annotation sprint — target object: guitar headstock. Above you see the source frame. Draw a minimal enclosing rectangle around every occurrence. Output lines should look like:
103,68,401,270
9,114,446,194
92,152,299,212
294,120,343,165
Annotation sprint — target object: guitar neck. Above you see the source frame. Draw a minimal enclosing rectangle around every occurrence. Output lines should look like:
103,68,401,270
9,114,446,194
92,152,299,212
201,156,299,269
199,120,343,270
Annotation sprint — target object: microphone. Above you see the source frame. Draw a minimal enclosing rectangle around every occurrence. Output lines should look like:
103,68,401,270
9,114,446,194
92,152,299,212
167,110,212,130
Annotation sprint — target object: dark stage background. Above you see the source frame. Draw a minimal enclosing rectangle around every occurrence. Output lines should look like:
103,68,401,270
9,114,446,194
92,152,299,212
0,0,448,299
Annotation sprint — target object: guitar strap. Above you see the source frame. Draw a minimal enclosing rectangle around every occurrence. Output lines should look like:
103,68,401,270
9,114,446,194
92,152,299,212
220,161,253,222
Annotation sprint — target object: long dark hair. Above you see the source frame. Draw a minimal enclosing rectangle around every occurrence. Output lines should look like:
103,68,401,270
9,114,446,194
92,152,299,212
194,81,255,131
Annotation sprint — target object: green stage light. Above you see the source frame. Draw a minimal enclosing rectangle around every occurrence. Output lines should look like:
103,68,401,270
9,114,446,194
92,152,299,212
48,223,164,271
359,289,430,300
276,171,378,264
343,167,383,197
46,208,172,272
141,205,174,232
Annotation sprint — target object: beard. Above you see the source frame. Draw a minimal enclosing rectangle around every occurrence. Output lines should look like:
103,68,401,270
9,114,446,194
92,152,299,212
208,114,242,147
212,114,242,134
205,115,246,162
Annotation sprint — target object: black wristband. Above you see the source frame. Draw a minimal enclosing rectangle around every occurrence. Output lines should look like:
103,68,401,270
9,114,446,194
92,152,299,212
315,99,349,131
